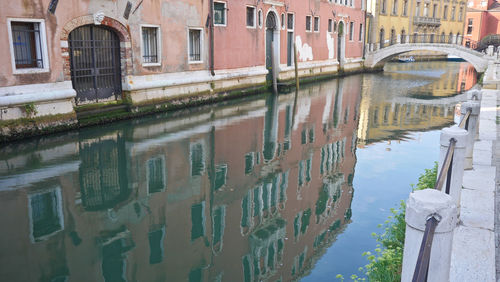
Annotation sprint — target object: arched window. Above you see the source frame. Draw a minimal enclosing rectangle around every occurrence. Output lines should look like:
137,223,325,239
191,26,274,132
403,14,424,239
390,29,396,45
401,29,406,43
379,28,385,48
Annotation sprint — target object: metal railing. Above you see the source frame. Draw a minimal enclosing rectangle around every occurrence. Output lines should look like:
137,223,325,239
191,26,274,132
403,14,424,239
369,33,483,51
411,108,472,281
413,16,441,26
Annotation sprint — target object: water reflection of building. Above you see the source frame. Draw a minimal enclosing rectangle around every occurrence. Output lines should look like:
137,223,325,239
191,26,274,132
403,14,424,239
0,77,362,282
357,62,476,145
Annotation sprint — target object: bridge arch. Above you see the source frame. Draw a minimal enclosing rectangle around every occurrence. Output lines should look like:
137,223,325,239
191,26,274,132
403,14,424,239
364,44,489,72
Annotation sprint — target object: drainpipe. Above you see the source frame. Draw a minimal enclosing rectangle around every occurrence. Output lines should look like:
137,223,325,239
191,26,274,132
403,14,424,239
209,0,215,76
362,3,367,59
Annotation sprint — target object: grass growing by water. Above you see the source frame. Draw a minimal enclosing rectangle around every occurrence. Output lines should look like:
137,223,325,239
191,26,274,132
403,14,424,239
337,162,438,282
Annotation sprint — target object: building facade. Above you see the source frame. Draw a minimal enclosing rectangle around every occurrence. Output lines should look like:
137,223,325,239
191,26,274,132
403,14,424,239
463,0,500,48
366,0,467,48
0,0,365,140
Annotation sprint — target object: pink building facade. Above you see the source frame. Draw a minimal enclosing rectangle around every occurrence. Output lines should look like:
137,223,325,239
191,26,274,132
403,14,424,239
463,0,500,47
0,0,365,141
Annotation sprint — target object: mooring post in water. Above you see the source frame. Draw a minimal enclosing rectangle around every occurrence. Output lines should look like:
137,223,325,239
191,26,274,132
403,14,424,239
271,42,278,93
438,126,468,208
294,43,299,90
460,100,480,169
401,189,457,282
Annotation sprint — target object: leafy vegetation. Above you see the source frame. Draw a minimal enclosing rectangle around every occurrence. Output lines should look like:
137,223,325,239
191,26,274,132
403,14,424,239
337,163,438,282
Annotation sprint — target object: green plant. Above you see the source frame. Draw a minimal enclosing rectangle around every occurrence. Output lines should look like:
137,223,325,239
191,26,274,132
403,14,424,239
338,164,438,282
23,102,37,117
411,162,438,191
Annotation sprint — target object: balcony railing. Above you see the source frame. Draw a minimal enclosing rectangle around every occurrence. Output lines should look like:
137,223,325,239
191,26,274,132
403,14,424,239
413,16,441,26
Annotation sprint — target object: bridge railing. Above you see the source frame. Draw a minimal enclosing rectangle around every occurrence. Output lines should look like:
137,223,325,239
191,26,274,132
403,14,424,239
400,90,481,281
368,33,481,52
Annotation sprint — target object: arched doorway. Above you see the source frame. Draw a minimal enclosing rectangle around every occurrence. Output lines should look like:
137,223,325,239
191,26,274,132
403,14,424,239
441,32,445,43
337,21,345,66
390,29,396,45
69,25,122,104
379,28,385,49
401,29,406,44
265,12,279,83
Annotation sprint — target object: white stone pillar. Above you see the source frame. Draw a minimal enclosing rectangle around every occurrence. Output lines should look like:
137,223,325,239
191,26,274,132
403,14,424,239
487,45,494,56
460,100,481,169
438,126,467,207
401,189,458,282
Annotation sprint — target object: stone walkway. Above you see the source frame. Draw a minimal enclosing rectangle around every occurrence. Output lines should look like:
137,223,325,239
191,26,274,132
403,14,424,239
448,86,499,281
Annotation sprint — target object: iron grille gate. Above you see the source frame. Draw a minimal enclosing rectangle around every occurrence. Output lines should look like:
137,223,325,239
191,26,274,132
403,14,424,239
69,25,121,104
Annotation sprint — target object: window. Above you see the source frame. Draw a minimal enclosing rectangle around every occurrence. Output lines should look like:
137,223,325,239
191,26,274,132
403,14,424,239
443,5,448,19
246,6,256,28
188,28,202,63
459,7,463,21
29,188,64,242
349,22,354,40
281,13,285,29
141,26,160,65
147,156,165,193
214,164,227,191
451,6,455,20
212,206,226,250
433,4,438,18
213,2,226,26
191,202,205,240
467,18,473,34
258,9,263,28
392,0,398,15
313,16,320,32
306,16,312,32
287,13,294,31
245,152,255,174
148,226,165,264
334,21,337,32
8,19,49,73
402,0,408,15
423,3,429,17
190,140,205,175
328,19,333,33
381,0,387,13
359,23,363,41
415,3,420,16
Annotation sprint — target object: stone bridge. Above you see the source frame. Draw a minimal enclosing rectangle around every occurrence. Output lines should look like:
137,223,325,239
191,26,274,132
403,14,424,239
364,43,490,73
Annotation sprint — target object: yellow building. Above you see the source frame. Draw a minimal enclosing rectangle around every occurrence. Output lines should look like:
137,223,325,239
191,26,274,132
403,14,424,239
367,0,467,49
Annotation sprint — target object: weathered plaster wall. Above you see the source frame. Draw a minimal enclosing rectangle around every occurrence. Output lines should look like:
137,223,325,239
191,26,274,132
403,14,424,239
212,0,364,70
0,0,208,87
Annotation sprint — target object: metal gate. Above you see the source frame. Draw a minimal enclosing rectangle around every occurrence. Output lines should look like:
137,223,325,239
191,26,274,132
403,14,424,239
69,25,121,104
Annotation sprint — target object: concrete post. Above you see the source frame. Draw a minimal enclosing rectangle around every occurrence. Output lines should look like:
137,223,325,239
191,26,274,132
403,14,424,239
466,89,482,101
460,100,480,169
438,126,467,208
401,189,457,282
487,45,494,56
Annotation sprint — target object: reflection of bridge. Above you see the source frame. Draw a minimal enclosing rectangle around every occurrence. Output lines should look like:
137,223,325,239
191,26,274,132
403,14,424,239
365,41,490,72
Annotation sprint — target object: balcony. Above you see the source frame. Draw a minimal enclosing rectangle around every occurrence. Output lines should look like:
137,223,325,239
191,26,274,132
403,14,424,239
413,16,441,27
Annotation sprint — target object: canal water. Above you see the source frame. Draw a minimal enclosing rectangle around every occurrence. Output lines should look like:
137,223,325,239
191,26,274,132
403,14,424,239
0,61,476,282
